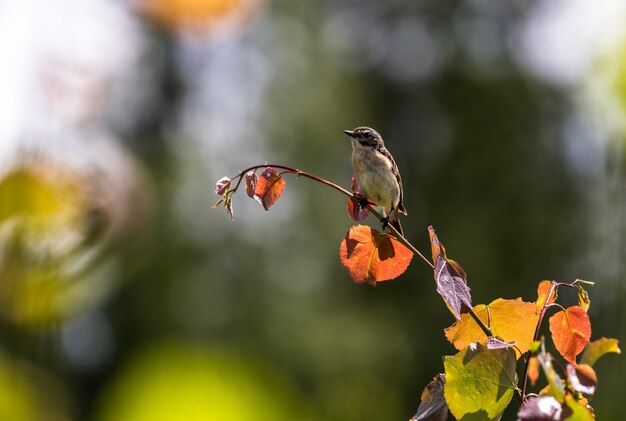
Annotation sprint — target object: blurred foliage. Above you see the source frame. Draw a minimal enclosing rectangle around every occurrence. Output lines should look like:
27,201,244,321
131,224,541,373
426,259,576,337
0,350,70,421
0,0,625,420
95,342,312,421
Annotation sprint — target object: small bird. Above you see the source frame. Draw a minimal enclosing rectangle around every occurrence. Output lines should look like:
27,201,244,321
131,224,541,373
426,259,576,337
344,126,407,235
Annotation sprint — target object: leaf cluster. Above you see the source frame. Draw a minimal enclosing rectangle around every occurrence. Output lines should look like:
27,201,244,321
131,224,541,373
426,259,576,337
214,165,620,421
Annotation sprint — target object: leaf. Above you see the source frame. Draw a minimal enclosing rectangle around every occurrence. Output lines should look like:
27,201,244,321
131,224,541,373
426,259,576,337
576,285,590,313
411,374,448,421
566,364,597,397
254,167,285,210
536,280,557,314
346,176,369,221
528,356,540,386
563,395,594,421
486,336,516,350
428,226,472,321
445,298,539,357
443,343,517,420
537,351,565,401
224,195,234,220
549,306,592,365
579,337,621,367
244,171,257,198
214,176,231,195
339,225,413,285
517,396,563,420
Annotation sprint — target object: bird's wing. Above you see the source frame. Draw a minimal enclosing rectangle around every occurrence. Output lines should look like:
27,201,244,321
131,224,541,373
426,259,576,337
379,146,408,215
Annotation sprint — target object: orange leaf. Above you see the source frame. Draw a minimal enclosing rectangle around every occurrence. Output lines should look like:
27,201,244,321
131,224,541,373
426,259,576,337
549,306,591,365
528,356,539,386
444,298,538,357
339,225,413,285
535,280,557,314
254,167,285,210
346,176,369,221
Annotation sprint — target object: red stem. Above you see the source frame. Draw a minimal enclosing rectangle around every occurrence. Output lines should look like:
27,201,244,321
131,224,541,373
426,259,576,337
229,164,434,269
520,281,558,404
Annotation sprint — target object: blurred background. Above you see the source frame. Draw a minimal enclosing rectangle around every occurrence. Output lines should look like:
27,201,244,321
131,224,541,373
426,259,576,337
0,0,624,419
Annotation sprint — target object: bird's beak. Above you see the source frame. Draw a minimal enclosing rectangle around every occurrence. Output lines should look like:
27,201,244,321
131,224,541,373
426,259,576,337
343,129,355,138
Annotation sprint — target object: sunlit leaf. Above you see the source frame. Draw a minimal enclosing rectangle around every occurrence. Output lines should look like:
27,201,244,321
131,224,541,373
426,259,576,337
225,196,234,220
339,225,412,285
214,176,231,196
579,337,621,367
428,226,472,321
411,373,447,421
530,340,542,353
536,280,557,314
566,364,597,397
244,171,257,198
576,284,591,313
346,177,369,221
445,298,538,357
528,356,540,386
253,167,285,210
517,396,563,420
537,351,565,401
444,343,517,420
549,306,591,365
563,395,594,421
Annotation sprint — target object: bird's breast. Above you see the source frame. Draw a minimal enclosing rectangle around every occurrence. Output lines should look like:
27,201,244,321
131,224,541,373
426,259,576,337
351,146,399,211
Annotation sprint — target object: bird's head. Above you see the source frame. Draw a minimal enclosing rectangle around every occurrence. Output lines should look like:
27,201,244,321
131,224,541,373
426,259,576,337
343,126,384,150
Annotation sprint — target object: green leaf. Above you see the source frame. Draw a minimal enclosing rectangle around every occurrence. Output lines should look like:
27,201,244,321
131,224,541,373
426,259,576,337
444,343,517,420
537,351,565,401
579,337,621,367
563,395,594,421
576,284,591,312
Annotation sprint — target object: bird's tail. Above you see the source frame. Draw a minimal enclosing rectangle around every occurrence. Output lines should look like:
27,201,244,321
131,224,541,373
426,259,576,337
388,209,403,236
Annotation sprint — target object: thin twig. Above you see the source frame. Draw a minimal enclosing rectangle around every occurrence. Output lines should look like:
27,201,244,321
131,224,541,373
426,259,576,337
466,306,492,338
519,281,557,405
228,163,434,269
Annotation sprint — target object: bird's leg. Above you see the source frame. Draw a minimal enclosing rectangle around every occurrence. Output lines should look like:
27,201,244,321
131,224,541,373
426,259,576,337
380,216,390,231
380,207,393,231
359,197,375,209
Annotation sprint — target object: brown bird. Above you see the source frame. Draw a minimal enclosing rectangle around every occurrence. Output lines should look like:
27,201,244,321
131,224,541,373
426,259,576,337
343,126,407,235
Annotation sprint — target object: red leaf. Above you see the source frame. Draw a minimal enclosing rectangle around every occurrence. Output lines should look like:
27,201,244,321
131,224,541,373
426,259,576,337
214,176,231,195
339,225,413,285
428,226,472,321
244,171,257,198
549,306,592,365
346,176,369,221
347,196,369,221
253,167,285,210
